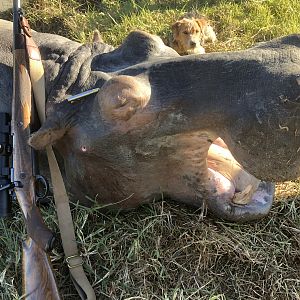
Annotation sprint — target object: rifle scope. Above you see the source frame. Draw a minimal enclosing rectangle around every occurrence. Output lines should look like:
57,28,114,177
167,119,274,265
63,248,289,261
0,113,12,217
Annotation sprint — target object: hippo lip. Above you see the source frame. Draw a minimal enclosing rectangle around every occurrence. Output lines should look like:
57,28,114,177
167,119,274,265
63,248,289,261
207,168,274,223
205,140,274,223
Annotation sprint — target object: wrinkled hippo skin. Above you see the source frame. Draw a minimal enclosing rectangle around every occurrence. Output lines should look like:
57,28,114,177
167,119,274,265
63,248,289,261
1,19,299,222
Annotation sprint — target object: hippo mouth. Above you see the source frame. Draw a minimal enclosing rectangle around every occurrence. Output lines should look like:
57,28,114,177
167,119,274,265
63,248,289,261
205,138,274,222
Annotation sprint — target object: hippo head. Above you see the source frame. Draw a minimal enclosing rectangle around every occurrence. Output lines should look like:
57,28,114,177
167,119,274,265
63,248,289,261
29,31,300,223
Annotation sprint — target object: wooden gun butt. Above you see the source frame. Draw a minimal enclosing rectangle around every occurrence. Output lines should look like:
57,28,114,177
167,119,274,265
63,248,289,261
22,238,61,300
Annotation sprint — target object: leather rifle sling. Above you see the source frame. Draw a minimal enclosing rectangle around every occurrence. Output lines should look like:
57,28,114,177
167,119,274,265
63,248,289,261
21,17,96,300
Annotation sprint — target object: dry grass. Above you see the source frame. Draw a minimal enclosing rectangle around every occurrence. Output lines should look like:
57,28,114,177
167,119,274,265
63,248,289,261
2,184,300,299
0,0,300,299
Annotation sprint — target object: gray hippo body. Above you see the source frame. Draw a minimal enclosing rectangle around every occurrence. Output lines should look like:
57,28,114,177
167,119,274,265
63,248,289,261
1,19,299,222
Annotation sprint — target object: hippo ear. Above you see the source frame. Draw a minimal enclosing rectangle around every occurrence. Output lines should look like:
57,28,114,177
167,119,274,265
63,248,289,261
92,29,103,43
98,75,151,123
28,104,71,150
29,123,67,150
28,117,68,150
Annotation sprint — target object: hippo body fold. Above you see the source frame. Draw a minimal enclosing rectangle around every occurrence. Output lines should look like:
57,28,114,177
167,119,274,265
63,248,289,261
1,19,299,222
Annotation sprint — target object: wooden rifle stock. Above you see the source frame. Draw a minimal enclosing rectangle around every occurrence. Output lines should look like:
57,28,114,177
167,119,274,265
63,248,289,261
12,1,61,299
22,239,60,299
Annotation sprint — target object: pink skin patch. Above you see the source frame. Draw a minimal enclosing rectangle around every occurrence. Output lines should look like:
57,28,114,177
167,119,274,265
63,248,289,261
208,168,235,199
208,168,270,206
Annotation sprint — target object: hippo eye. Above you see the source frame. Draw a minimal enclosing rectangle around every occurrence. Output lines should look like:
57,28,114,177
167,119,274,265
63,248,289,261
81,146,87,152
183,31,188,35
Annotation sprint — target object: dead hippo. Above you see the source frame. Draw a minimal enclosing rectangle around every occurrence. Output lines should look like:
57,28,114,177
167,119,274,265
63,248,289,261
1,19,299,223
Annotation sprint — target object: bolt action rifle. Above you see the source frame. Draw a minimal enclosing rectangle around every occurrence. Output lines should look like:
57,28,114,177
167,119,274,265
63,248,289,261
0,0,61,298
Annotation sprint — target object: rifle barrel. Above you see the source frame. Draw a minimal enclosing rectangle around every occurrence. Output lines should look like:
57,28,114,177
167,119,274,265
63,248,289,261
13,0,21,46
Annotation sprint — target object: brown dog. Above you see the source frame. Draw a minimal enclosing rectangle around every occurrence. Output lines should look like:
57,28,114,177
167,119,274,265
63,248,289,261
170,16,217,55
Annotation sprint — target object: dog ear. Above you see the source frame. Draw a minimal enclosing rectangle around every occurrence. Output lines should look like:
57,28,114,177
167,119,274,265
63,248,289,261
196,18,217,43
195,18,208,42
195,18,207,32
171,21,182,38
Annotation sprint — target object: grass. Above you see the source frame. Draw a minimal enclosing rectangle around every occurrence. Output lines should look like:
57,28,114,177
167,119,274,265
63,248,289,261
1,189,300,299
3,0,299,51
0,0,300,299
